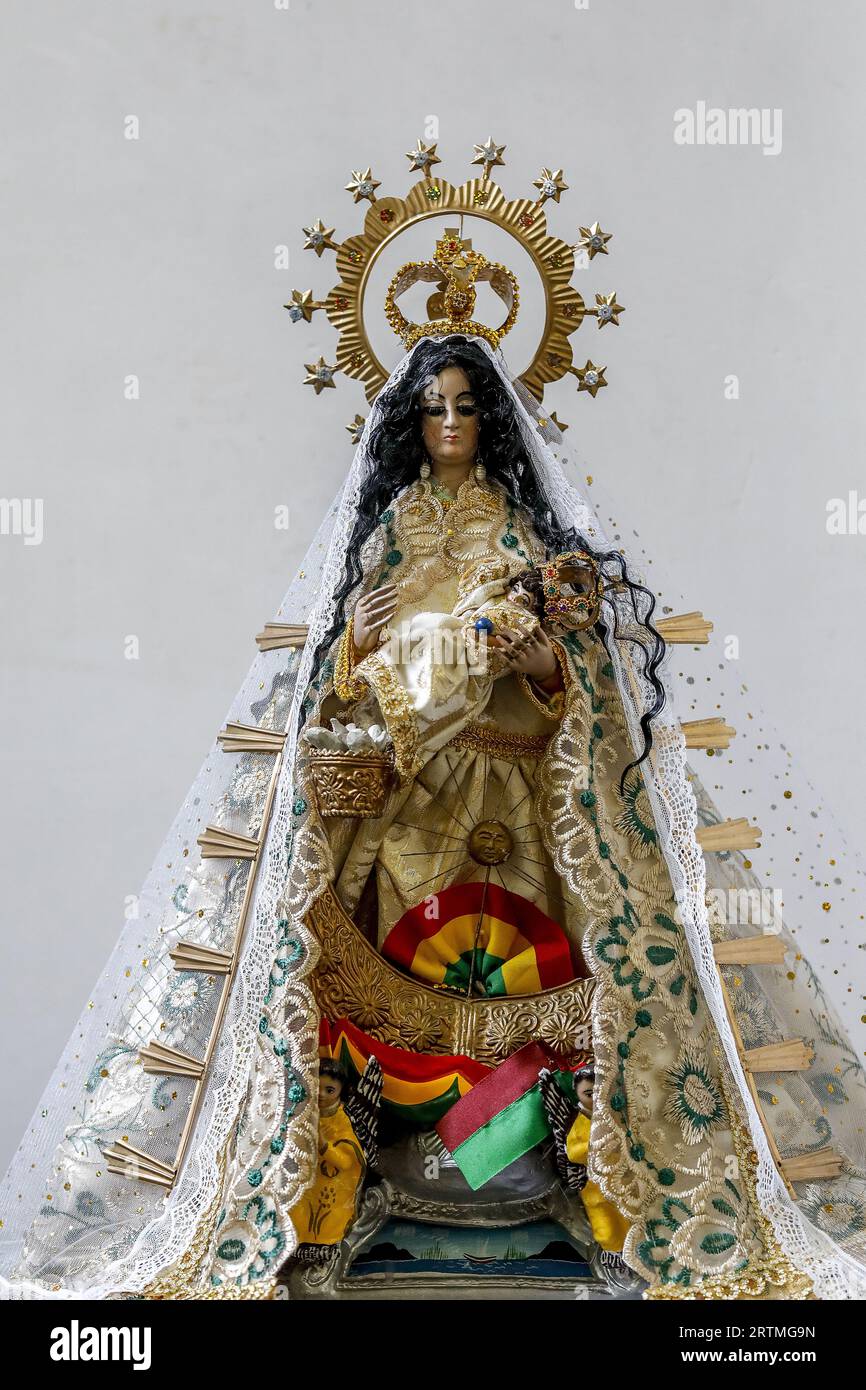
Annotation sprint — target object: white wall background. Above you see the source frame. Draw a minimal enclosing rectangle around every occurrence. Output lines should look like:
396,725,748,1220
1,0,864,1169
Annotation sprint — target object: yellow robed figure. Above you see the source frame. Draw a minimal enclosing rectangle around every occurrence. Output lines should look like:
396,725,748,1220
290,1062,366,1249
566,1108,631,1254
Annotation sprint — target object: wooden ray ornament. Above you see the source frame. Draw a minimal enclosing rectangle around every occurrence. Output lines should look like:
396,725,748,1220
696,818,762,852
714,969,798,1198
196,826,260,860
742,1040,815,1073
162,748,288,1191
101,1140,177,1189
713,935,788,966
656,612,714,644
169,941,234,974
681,717,737,749
780,1148,844,1182
255,622,309,651
712,936,844,1186
138,1042,206,1080
217,722,286,754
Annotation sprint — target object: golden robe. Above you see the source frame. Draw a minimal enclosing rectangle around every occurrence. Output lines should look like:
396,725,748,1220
323,473,588,968
302,471,814,1295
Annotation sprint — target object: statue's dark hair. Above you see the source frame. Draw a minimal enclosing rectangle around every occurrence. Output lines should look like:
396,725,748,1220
310,335,667,787
319,1058,348,1088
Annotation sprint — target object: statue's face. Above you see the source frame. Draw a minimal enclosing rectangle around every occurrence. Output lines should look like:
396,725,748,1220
468,818,514,865
318,1072,343,1115
507,578,536,613
419,365,480,472
576,1076,594,1111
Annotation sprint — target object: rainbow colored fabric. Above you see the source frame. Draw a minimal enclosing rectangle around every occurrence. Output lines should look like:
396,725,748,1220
381,880,575,996
319,1015,490,1127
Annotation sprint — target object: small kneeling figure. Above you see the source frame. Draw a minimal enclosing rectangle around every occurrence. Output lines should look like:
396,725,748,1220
290,1060,369,1260
566,1065,631,1261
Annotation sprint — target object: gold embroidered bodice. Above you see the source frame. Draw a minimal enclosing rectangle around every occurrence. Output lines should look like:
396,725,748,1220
367,475,544,617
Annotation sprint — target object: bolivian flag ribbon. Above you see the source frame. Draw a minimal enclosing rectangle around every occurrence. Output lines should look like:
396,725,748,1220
320,1015,491,1127
381,880,577,996
435,1041,555,1190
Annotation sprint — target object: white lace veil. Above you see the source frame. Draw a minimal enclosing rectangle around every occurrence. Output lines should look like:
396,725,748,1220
2,335,865,1300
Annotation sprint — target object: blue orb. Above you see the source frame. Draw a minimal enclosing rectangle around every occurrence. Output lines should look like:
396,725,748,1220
474,617,495,634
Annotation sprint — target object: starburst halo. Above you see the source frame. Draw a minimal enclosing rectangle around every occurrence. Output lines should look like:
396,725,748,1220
287,136,624,407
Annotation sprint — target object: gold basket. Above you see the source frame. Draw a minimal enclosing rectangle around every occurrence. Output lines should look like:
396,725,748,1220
308,747,395,819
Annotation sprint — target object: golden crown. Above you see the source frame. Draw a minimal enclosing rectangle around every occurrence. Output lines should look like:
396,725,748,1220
538,551,605,631
286,135,625,425
384,229,519,351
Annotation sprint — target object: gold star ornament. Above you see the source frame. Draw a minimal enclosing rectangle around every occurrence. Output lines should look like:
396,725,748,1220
471,137,506,174
302,220,338,257
303,358,337,394
346,413,366,445
533,168,569,204
283,289,321,324
405,139,441,174
594,292,625,328
345,168,381,203
578,222,612,260
575,361,608,397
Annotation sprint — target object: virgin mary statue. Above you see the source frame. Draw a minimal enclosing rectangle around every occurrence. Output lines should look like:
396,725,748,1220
2,146,866,1302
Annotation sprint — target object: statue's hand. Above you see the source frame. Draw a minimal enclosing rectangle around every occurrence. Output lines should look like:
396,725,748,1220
353,584,398,656
492,625,559,681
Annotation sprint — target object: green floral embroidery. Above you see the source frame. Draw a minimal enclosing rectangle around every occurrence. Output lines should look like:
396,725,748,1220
212,1195,287,1286
501,502,529,562
264,918,304,1006
570,637,729,1267
85,1046,134,1093
617,767,658,855
377,508,402,585
596,904,657,1000
665,1050,725,1146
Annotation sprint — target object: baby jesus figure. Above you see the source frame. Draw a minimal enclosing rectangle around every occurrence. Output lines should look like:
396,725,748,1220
333,553,601,783
459,561,567,696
